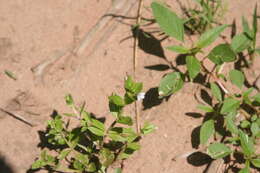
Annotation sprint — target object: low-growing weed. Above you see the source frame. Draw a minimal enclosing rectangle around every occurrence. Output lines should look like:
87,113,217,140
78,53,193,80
31,76,155,173
179,0,227,34
150,1,260,172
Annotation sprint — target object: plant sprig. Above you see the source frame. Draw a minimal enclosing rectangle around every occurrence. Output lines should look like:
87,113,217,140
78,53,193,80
31,76,155,173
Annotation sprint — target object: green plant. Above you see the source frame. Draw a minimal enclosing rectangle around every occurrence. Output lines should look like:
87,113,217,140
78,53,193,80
31,76,155,173
151,1,260,172
231,4,260,65
181,0,227,34
151,1,230,97
198,80,260,172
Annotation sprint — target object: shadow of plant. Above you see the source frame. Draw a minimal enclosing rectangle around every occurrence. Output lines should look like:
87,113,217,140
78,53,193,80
0,155,14,173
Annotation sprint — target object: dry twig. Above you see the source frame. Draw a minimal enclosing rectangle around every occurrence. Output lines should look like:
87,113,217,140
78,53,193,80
0,107,35,127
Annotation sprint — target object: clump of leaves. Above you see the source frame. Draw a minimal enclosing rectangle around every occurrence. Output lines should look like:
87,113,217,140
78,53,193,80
151,1,230,97
181,0,227,34
231,4,260,65
198,77,260,172
31,76,155,173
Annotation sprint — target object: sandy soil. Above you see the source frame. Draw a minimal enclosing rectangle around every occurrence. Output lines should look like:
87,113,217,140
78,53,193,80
0,0,259,173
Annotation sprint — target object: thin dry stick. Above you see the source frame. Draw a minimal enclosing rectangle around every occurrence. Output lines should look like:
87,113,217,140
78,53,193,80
133,0,144,133
0,107,35,127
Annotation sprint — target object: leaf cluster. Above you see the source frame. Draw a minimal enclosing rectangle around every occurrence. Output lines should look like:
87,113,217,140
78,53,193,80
31,76,155,173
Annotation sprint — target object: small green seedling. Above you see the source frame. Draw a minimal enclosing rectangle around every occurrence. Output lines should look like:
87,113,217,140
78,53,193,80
182,0,227,34
31,76,155,173
231,4,259,65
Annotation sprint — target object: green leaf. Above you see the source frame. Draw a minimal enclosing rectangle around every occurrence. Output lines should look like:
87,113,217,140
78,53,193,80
207,143,232,159
220,98,240,114
65,94,74,106
196,24,229,48
88,126,105,137
86,162,96,172
99,148,115,167
242,88,254,105
118,143,141,160
229,69,245,88
127,142,141,151
141,122,156,135
91,119,105,131
108,129,127,142
225,112,239,135
166,45,190,54
186,56,201,80
251,114,258,122
251,122,259,136
253,4,258,36
210,82,222,102
58,149,71,160
124,76,143,95
108,127,138,143
208,44,236,65
197,104,214,112
231,33,251,53
253,93,260,105
73,159,84,171
109,94,125,107
31,159,46,169
239,130,255,157
242,16,253,39
200,119,215,145
239,167,250,173
117,115,133,126
158,72,184,98
114,168,122,173
240,120,250,129
75,153,89,165
251,158,260,168
151,2,184,41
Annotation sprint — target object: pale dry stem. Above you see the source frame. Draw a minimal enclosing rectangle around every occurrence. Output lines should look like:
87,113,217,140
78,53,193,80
133,0,144,133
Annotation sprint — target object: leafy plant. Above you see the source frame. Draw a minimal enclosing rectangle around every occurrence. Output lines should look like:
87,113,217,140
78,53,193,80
151,1,230,97
181,0,227,34
198,82,260,172
231,4,259,65
151,1,260,172
31,76,155,173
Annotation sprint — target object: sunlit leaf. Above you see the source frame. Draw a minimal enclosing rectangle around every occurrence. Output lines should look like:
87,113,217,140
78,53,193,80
229,69,245,88
158,72,184,98
208,44,236,65
210,82,222,102
207,143,232,159
239,130,255,157
151,2,184,41
186,55,201,80
200,119,215,145
231,33,251,53
166,45,190,54
220,98,240,114
196,24,229,48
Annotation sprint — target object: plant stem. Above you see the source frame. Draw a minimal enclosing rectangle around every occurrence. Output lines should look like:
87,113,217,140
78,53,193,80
133,0,143,133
